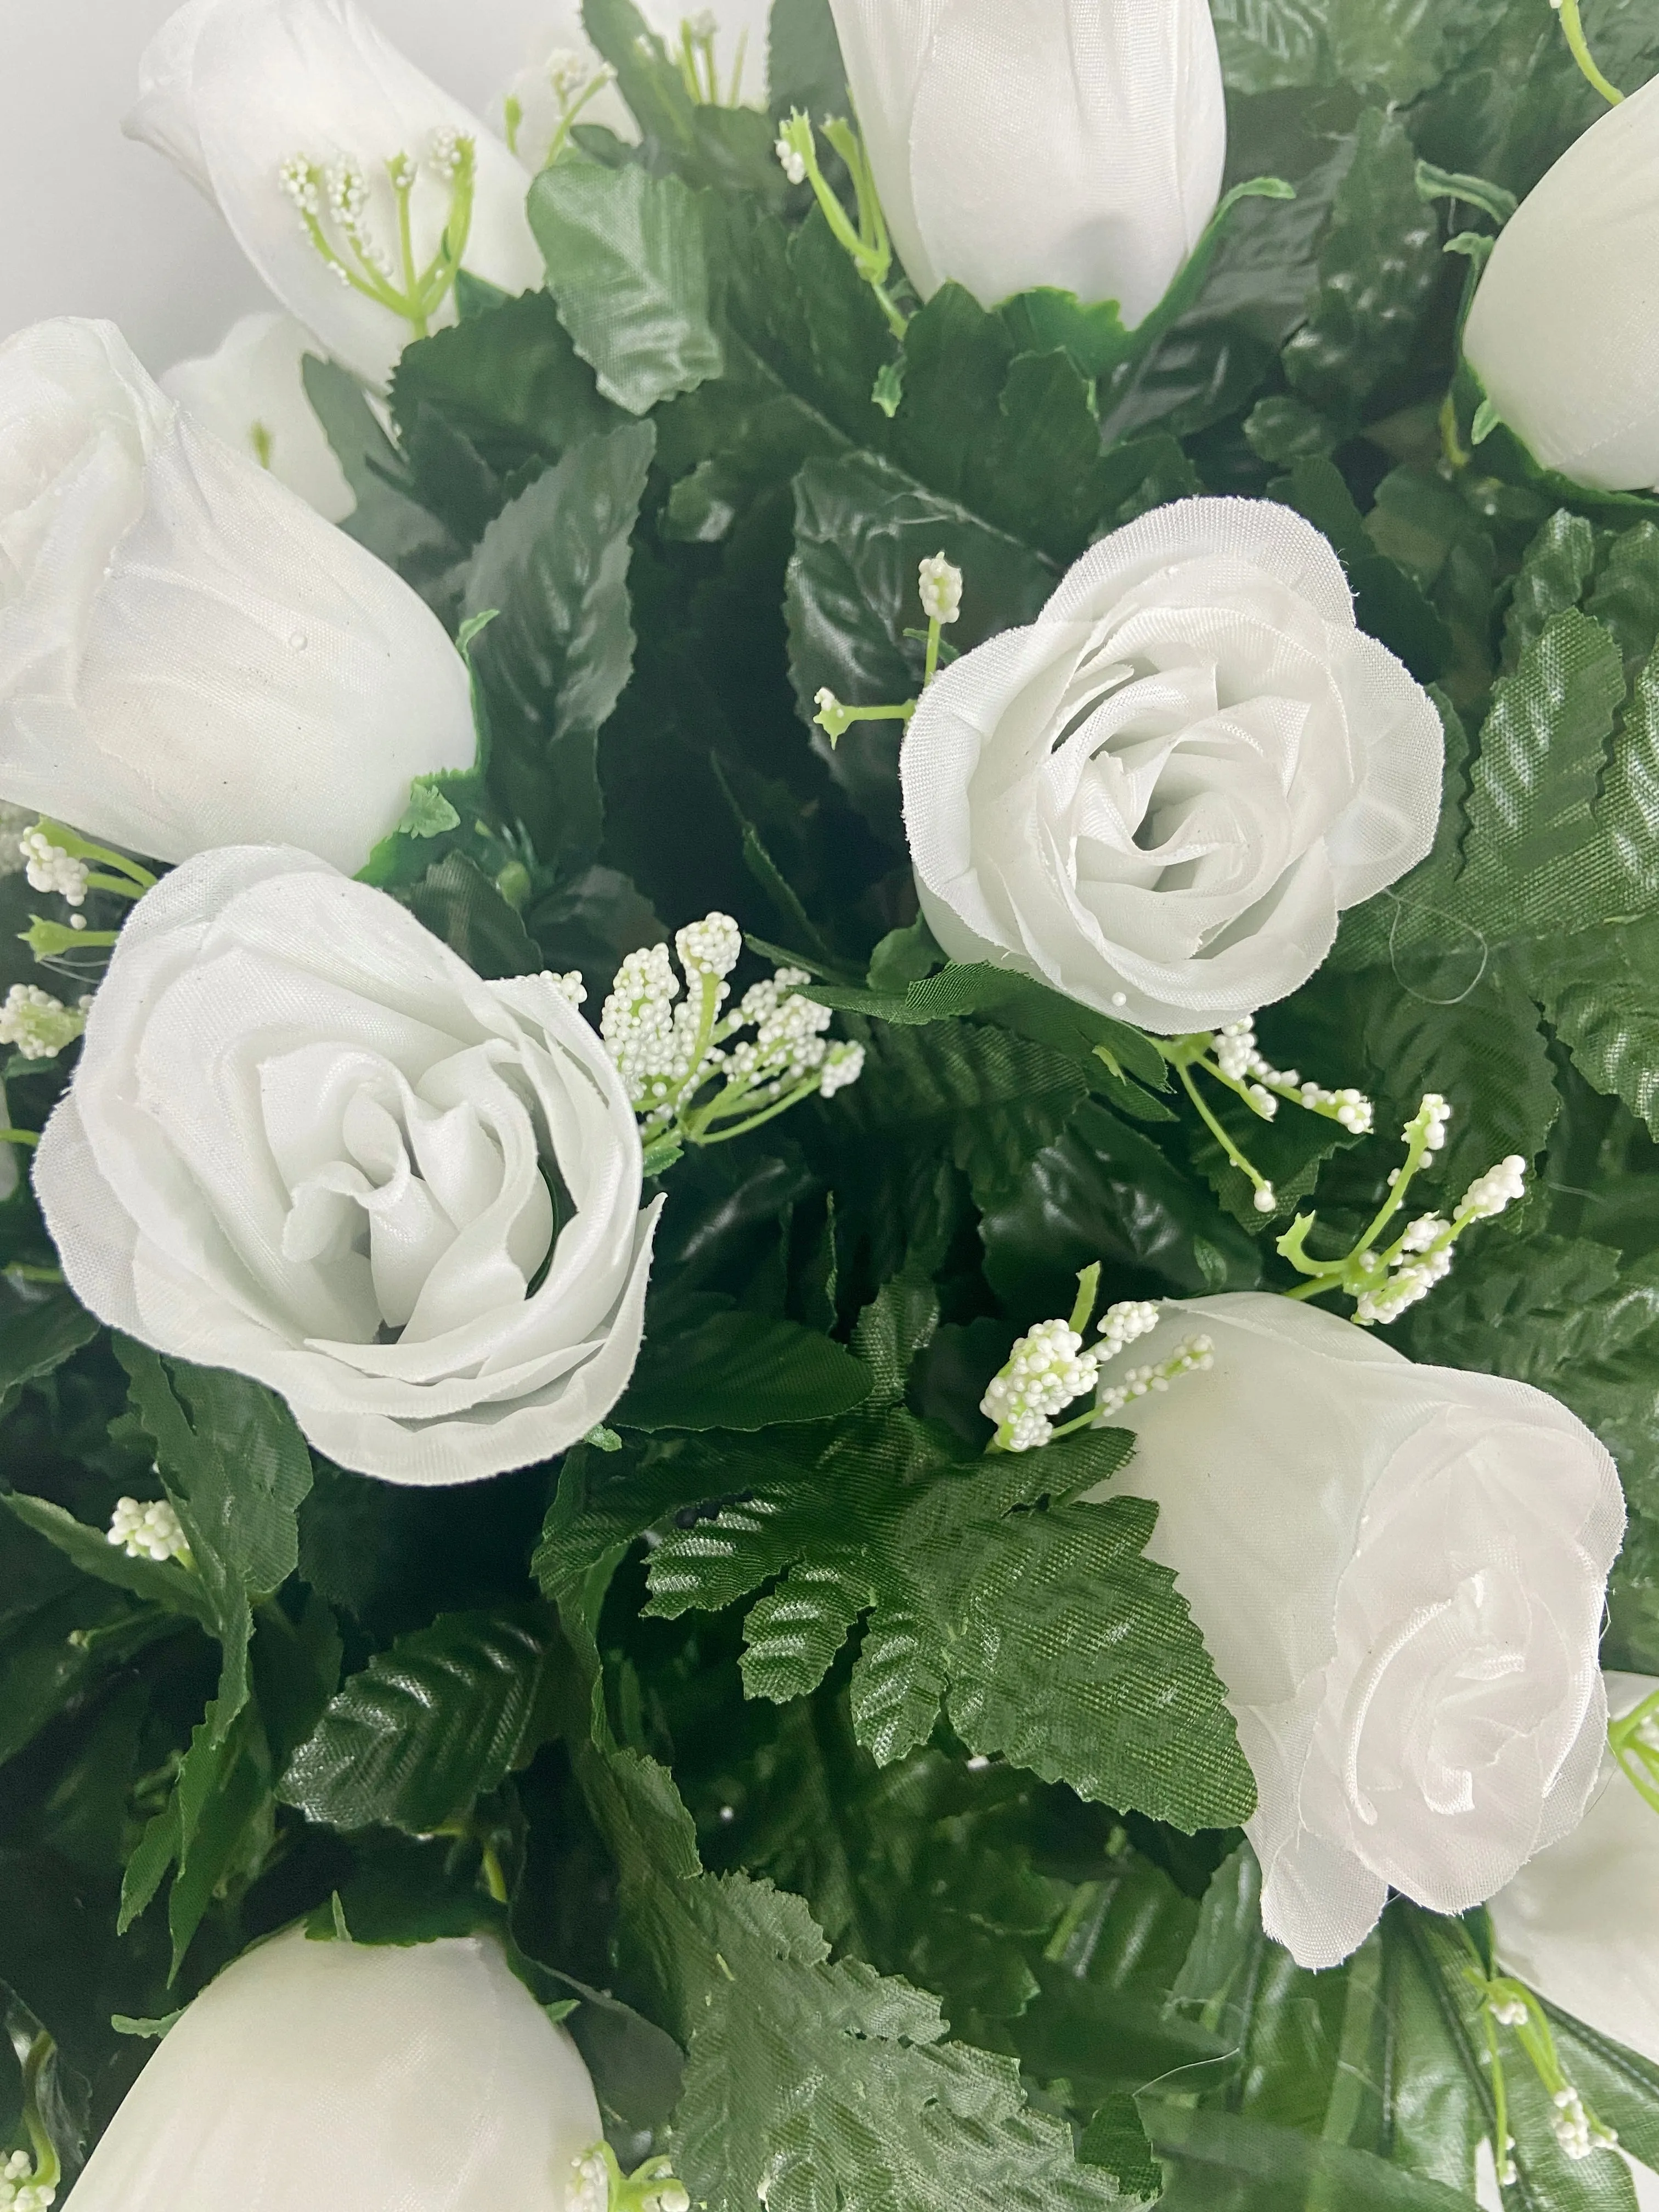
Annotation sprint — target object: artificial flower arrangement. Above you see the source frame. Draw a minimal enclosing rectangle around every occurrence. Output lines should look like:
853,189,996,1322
2,0,1659,2207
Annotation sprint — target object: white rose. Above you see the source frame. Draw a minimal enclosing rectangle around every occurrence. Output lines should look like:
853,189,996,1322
1464,79,1659,495
161,309,352,522
125,0,546,391
826,0,1226,323
901,498,1443,1034
1083,1294,1626,1970
66,1926,602,2211
1488,1672,1659,2064
0,318,473,874
33,848,661,1487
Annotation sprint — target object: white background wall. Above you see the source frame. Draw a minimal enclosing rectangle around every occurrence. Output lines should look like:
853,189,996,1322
0,0,563,369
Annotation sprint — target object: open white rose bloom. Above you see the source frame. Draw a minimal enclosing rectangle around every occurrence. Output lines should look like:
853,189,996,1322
1085,1294,1626,1970
126,0,545,389
827,0,1226,321
65,1927,602,2210
901,499,1444,1034
161,308,352,521
1463,76,1659,494
33,848,661,1485
0,317,473,872
1488,1672,1659,2065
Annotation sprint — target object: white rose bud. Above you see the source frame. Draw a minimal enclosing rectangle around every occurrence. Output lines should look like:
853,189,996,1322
827,0,1226,324
33,849,662,1487
0,319,474,875
902,499,1443,1034
1464,79,1659,494
125,0,546,391
160,310,352,522
1488,1673,1659,2067
1082,1295,1625,1970
66,1927,602,2210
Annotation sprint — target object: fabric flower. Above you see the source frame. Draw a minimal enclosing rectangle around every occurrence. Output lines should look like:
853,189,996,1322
1488,1672,1659,2064
826,0,1226,323
125,0,545,391
0,317,473,874
1463,78,1659,494
66,1926,602,2210
1082,1294,1625,1970
161,309,352,521
34,848,661,1487
901,498,1443,1034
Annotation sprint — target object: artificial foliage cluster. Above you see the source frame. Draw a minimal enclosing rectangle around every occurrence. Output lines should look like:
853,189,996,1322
5,1,1659,2207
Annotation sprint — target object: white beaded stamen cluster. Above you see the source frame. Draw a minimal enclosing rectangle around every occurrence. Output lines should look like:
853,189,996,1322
980,1319,1100,1454
1356,1124,1527,1327
918,553,964,627
0,2150,53,2212
568,2151,610,2212
547,971,588,1008
1095,1335,1215,1420
1096,1300,1160,1359
1489,1994,1528,2028
20,830,89,909
1211,1018,1373,1133
108,1496,191,1566
1550,2085,1618,2162
599,917,865,1138
0,985,88,1062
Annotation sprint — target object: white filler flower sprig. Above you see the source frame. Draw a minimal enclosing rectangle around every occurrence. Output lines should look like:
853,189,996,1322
1277,1093,1528,1326
600,915,866,1174
813,555,962,747
979,1264,1214,1453
1161,1014,1375,1218
1463,1953,1619,2184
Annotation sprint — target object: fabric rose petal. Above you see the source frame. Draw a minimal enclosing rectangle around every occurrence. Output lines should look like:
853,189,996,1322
34,849,661,1487
1488,1672,1659,2065
902,498,1443,1034
1463,78,1659,494
1083,1294,1625,1970
827,0,1226,323
66,1926,602,2210
0,318,473,873
161,309,352,522
125,0,545,391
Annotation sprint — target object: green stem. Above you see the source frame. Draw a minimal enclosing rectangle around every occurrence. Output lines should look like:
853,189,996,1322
20,2034,60,2193
0,1128,38,1150
1556,0,1623,103
923,615,944,688
689,1073,824,1147
1611,1689,1659,1816
1176,1060,1272,1206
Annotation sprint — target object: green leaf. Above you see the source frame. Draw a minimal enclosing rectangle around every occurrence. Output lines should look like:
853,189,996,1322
390,288,622,479
279,1606,556,1834
1269,456,1453,681
121,1693,274,1978
117,1344,313,1735
768,0,847,118
1142,2102,1485,2210
1503,510,1600,671
1208,0,1328,92
1282,109,1445,424
300,353,462,590
644,1416,1255,1831
530,161,723,415
616,1301,874,1432
406,851,543,980
462,422,654,868
0,1494,212,1627
0,1282,97,1412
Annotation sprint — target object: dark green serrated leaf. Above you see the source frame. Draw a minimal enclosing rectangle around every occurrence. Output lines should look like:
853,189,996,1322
462,421,653,869
0,1282,97,1412
300,353,462,593
390,288,622,479
617,1301,873,1433
531,161,723,414
1269,456,1453,681
0,1494,212,1627
405,851,543,979
279,1607,555,1833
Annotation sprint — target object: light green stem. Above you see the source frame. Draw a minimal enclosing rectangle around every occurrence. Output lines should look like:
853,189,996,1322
1556,0,1623,103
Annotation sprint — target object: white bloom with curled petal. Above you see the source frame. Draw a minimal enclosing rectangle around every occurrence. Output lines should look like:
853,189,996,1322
1083,1294,1624,1970
902,499,1444,1034
161,310,352,522
0,319,474,874
66,1926,602,2212
34,849,661,1487
827,0,1226,324
125,0,545,391
1488,1673,1659,2068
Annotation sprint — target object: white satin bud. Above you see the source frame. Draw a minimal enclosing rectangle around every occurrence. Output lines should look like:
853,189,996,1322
161,311,352,522
125,0,545,391
35,849,662,1487
0,319,474,874
65,1927,602,2211
1084,1295,1625,1970
1464,77,1659,493
1488,1672,1659,2066
901,499,1443,1034
826,0,1227,323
